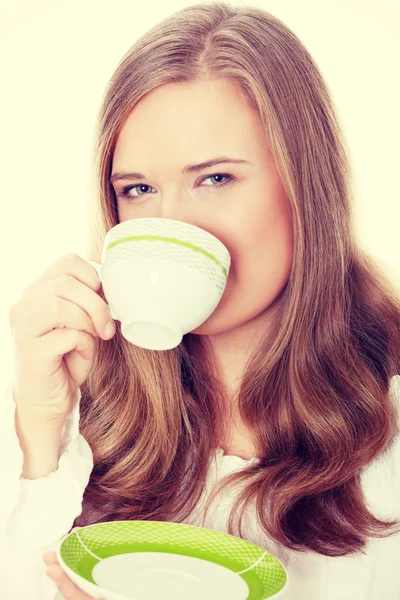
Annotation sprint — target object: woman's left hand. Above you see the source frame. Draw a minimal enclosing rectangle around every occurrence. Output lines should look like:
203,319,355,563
43,527,104,600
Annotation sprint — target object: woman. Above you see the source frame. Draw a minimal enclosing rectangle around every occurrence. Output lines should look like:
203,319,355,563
2,3,400,599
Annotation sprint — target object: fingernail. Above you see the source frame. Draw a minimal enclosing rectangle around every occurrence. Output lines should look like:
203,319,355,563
103,321,116,338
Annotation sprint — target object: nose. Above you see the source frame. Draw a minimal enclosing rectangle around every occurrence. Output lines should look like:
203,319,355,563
157,193,200,229
154,196,225,256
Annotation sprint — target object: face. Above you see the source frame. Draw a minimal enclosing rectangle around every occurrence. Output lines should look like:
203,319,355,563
111,78,293,343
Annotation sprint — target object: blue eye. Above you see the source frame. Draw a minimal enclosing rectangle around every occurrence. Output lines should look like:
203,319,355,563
116,172,235,204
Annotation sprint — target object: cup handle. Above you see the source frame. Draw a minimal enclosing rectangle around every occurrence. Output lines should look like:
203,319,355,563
87,260,119,321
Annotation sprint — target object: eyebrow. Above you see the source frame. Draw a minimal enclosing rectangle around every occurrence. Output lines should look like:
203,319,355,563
110,157,251,184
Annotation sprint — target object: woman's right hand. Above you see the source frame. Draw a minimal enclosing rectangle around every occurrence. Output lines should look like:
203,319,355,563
8,252,117,424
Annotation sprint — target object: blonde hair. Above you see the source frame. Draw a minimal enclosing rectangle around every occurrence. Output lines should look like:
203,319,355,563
74,2,400,557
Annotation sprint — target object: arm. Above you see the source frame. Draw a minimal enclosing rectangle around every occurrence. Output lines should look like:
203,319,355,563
14,406,65,479
0,382,93,550
0,382,94,599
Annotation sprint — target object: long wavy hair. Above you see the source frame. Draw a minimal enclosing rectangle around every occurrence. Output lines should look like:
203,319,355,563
73,2,400,557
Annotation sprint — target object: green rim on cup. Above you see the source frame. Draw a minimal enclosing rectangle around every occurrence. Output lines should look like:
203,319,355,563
57,520,289,600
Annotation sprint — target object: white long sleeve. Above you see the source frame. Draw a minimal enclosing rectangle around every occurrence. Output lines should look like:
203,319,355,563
1,375,399,600
0,383,93,600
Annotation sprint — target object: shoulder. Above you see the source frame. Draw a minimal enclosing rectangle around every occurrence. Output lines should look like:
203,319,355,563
359,375,400,520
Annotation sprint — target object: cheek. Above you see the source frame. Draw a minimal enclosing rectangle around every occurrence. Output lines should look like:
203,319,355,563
234,196,293,285
189,201,292,334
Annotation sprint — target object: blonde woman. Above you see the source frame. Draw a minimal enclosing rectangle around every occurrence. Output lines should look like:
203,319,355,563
2,3,400,599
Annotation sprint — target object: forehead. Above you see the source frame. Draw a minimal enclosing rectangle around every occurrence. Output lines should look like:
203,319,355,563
113,79,265,166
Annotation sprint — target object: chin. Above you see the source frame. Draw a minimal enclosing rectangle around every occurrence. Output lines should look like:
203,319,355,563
189,309,237,336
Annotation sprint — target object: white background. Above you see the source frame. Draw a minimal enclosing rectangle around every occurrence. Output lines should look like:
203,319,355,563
1,0,399,389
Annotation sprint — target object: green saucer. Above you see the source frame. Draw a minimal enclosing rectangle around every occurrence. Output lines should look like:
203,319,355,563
57,520,288,600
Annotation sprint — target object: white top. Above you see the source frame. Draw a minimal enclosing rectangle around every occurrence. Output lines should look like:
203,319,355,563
1,376,400,600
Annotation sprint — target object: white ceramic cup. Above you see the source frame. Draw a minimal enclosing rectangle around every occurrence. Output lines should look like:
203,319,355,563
87,218,231,350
